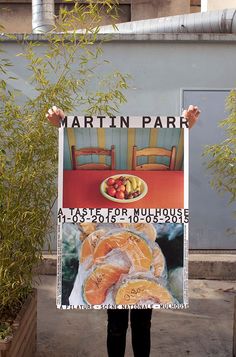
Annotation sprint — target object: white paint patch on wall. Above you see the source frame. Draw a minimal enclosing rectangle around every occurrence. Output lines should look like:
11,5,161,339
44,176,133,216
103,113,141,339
201,0,208,12
207,0,236,11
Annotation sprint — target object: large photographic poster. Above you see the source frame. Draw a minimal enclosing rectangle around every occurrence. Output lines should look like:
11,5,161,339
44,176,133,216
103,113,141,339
57,116,189,309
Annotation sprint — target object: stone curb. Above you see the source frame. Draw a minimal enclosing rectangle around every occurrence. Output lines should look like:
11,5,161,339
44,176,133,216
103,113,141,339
37,254,236,280
189,254,236,280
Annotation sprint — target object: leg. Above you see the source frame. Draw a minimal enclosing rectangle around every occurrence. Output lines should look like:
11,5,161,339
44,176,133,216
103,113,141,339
130,309,152,357
107,309,129,357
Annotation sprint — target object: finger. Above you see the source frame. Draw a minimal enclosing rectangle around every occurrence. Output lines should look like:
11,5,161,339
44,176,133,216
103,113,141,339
52,105,59,114
56,108,65,119
48,108,53,115
188,105,194,111
193,106,199,114
46,113,49,118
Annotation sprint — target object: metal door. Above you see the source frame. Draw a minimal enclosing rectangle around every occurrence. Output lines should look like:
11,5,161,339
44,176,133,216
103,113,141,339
182,89,235,249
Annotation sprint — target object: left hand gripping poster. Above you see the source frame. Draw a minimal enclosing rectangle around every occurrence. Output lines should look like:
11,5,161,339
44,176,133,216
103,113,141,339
57,115,189,309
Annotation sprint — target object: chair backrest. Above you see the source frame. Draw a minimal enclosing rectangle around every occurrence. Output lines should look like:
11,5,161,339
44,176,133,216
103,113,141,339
71,145,115,170
132,146,176,170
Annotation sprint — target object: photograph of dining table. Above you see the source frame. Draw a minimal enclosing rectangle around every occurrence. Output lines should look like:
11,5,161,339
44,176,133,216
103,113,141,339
63,169,184,208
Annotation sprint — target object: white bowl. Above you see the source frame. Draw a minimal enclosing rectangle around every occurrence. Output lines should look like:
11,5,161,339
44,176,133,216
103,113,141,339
100,174,148,203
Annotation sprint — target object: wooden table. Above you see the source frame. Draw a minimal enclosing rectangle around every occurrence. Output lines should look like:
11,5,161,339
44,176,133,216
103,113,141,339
63,170,184,208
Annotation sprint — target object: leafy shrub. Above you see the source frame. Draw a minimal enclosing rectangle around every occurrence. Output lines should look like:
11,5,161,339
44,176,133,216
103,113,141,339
203,90,236,206
0,0,128,327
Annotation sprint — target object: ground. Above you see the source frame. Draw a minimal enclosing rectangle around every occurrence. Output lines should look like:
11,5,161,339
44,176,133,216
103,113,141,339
35,276,236,357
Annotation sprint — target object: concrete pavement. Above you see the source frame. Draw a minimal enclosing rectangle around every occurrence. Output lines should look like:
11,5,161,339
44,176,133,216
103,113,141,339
35,275,236,357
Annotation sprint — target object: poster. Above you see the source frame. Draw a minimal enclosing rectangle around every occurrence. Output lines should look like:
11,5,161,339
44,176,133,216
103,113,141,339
57,116,189,309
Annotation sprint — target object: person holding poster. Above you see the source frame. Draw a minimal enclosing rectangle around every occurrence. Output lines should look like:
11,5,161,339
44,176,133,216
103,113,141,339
47,105,200,357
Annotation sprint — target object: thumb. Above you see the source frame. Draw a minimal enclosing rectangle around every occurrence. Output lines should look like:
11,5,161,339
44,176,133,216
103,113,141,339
182,109,188,118
58,109,65,120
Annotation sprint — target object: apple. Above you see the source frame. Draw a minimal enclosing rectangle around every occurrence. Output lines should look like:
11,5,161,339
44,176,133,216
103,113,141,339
117,185,126,192
115,179,123,186
107,178,115,186
107,187,116,197
115,191,125,199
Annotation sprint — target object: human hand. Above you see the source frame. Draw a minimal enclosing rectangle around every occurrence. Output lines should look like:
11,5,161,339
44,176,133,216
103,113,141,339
182,105,201,129
46,106,65,127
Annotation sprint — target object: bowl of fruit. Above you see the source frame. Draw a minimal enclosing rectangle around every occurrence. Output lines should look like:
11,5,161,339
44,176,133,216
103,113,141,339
100,174,148,203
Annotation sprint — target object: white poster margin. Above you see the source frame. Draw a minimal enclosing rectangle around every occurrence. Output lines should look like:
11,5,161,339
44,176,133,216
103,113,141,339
56,117,189,310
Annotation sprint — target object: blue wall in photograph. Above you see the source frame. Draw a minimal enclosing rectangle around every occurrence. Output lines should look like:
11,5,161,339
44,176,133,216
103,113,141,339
63,127,183,170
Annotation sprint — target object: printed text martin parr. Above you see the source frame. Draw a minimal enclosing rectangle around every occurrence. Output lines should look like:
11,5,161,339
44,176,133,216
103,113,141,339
61,116,189,128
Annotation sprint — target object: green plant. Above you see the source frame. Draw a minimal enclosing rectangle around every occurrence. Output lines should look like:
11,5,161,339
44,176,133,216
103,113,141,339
203,90,236,208
0,0,128,330
0,322,12,340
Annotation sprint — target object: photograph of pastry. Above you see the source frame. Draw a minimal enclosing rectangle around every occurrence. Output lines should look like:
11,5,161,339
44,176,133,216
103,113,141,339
61,222,185,308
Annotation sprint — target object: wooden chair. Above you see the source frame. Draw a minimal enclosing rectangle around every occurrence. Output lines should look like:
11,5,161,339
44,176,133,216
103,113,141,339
132,146,176,171
71,145,115,170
